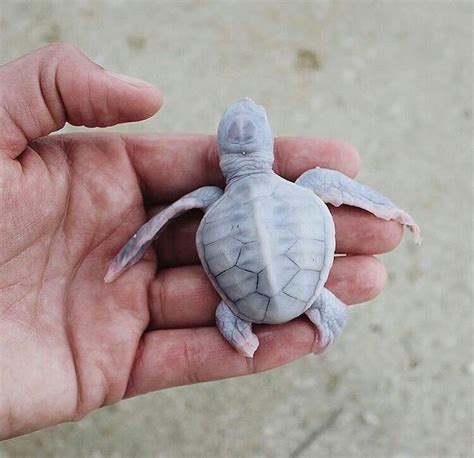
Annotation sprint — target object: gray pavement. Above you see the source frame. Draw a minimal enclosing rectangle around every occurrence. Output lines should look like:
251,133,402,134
0,1,472,457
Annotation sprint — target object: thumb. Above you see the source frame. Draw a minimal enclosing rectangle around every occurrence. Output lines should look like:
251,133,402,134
0,43,163,159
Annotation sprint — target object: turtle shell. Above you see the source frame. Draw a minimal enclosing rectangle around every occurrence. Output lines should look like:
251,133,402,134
196,173,335,324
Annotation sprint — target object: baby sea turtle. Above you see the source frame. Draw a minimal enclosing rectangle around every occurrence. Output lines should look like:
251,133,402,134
105,98,420,357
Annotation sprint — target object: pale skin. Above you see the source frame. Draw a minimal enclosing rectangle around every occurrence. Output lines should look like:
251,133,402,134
0,44,403,439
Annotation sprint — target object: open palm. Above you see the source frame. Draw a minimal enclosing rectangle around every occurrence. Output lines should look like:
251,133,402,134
0,45,402,439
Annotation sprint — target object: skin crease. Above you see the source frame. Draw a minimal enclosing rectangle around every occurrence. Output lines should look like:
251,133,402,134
0,44,402,439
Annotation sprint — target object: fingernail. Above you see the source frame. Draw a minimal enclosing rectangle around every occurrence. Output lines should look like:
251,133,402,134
106,71,154,88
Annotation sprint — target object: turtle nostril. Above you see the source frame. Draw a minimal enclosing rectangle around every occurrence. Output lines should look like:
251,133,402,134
227,117,256,144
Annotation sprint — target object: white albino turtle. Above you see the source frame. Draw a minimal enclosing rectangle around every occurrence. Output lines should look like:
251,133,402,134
105,98,420,357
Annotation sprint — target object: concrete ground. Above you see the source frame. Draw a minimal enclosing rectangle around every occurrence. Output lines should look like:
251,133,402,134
0,1,472,457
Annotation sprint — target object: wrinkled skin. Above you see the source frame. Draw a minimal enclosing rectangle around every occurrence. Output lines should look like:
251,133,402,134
0,44,402,439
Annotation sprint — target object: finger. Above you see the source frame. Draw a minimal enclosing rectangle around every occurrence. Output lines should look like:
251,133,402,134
325,255,387,304
125,318,315,397
331,205,404,254
0,44,162,160
123,134,360,203
148,255,386,330
147,203,403,268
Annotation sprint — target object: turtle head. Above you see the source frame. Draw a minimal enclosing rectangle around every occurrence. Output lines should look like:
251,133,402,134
217,98,274,181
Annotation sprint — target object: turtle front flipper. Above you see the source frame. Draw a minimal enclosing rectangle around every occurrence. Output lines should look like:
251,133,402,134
296,167,421,243
306,287,348,354
216,302,259,358
105,186,223,283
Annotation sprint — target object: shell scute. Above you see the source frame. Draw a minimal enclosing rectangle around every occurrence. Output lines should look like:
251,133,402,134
204,194,247,224
286,239,325,270
216,266,257,302
236,293,270,321
264,293,307,323
202,218,235,245
233,215,259,243
204,236,243,276
257,255,300,297
236,241,266,272
283,270,321,302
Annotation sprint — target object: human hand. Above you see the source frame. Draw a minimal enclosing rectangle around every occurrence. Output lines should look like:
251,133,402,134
0,44,402,439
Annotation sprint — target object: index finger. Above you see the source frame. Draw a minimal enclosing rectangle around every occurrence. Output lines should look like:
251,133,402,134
123,134,360,203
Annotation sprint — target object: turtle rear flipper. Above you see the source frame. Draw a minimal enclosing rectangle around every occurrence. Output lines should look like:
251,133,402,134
216,301,259,358
305,287,348,354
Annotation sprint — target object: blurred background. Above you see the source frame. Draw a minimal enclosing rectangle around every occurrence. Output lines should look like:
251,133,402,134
0,1,472,457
